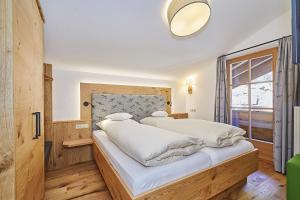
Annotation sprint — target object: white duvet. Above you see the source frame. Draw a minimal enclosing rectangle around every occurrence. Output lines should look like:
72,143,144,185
140,118,246,147
97,119,205,167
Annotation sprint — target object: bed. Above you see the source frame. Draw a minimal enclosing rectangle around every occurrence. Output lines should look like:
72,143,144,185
91,93,259,200
93,130,211,196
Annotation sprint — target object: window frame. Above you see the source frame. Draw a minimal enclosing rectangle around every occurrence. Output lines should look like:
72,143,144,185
226,47,278,143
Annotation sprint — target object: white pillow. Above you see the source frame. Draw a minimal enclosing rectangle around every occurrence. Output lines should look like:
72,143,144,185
105,113,133,121
96,119,137,131
151,111,168,117
140,117,174,126
96,119,112,130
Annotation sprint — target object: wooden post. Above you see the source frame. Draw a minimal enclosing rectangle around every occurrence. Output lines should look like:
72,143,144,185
44,63,53,170
44,63,53,141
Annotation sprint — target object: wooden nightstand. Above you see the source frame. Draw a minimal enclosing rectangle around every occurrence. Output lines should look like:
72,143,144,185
169,113,188,119
62,138,93,148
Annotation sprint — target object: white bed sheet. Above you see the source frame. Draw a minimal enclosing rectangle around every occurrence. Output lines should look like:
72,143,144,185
93,130,211,196
201,140,254,165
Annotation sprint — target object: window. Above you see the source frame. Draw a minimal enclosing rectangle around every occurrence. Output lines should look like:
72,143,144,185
227,48,277,143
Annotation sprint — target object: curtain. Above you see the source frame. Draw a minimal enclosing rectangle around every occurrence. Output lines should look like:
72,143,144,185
274,36,299,173
214,56,229,124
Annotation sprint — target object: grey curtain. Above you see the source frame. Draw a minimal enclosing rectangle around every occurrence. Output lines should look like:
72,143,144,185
214,56,229,124
274,36,299,173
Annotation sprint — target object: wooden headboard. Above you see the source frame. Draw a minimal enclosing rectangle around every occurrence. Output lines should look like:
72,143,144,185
45,81,171,170
80,83,172,131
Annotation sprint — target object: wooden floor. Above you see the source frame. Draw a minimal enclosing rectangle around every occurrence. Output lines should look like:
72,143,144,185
44,161,286,200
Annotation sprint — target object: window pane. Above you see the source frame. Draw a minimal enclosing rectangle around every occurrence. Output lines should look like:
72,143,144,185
251,82,273,108
231,60,249,86
251,109,273,143
231,108,249,138
251,55,273,82
231,85,249,107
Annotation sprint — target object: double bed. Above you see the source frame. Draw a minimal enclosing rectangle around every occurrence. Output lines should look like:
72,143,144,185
90,93,259,200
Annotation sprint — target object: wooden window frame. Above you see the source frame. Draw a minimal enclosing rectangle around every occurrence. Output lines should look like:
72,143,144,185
226,47,278,143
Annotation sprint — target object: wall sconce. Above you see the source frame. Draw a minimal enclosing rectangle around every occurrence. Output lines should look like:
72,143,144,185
83,101,94,108
186,78,195,95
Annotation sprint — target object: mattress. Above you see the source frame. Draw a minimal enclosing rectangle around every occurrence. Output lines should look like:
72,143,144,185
93,130,211,196
201,140,254,165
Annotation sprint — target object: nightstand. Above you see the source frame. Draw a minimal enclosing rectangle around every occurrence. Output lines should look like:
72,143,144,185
62,138,93,148
169,113,188,119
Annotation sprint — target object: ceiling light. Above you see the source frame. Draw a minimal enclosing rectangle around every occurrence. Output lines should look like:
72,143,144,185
167,0,211,37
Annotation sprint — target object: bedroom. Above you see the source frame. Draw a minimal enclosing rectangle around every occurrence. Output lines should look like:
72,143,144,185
1,0,300,199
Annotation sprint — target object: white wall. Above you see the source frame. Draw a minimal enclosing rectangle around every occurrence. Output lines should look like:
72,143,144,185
174,10,291,121
52,10,291,121
174,60,217,121
188,61,217,121
53,69,180,121
171,81,187,114
230,10,291,55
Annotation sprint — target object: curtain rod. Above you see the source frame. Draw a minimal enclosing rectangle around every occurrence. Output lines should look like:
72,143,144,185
223,35,292,57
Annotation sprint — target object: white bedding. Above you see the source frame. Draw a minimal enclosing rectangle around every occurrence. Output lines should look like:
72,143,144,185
140,117,174,126
140,117,246,147
93,130,211,196
97,119,205,166
202,140,254,165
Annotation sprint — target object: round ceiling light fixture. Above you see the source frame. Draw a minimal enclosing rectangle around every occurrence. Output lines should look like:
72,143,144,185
167,0,211,37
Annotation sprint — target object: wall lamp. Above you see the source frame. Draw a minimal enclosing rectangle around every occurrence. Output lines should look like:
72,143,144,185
83,101,94,108
186,78,196,95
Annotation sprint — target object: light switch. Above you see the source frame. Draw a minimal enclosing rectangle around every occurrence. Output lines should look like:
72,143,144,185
75,123,89,129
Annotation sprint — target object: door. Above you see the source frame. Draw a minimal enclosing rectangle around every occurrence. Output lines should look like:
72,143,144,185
14,0,45,199
226,48,277,164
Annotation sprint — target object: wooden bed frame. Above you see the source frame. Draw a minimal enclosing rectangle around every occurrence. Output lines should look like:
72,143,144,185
93,140,259,200
85,83,259,199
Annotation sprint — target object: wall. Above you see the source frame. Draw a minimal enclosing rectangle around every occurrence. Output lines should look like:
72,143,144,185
52,10,291,121
175,10,291,121
229,10,291,54
174,60,217,121
53,69,179,121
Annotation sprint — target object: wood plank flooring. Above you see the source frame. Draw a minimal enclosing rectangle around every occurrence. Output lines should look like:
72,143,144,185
44,161,286,200
45,162,111,200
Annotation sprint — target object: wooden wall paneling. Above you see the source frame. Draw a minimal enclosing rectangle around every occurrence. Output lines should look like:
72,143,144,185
0,0,15,199
14,0,45,199
80,83,172,132
49,121,93,170
169,113,188,119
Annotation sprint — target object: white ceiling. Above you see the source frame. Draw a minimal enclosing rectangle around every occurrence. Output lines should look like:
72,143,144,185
41,0,290,80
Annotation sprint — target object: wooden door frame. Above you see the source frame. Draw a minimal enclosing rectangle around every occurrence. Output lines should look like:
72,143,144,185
226,47,278,165
226,48,278,114
0,0,15,199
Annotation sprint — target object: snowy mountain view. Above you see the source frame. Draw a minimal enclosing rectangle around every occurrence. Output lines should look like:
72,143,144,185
232,72,273,108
